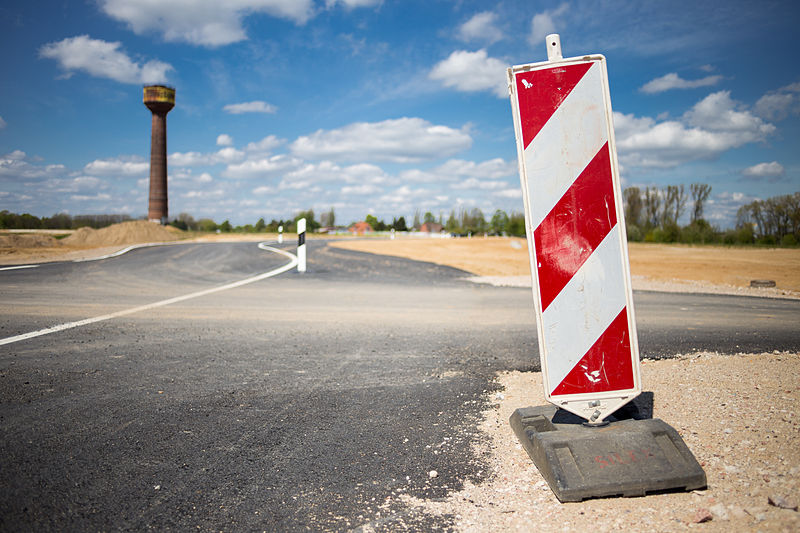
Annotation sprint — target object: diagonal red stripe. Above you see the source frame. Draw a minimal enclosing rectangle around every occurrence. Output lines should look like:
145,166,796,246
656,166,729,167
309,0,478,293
534,142,616,312
551,308,634,396
516,62,593,149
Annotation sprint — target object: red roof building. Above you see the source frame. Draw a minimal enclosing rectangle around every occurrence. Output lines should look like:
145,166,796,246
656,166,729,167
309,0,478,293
348,221,373,235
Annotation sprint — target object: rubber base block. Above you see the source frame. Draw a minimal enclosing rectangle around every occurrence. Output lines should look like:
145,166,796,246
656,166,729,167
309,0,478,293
510,404,706,502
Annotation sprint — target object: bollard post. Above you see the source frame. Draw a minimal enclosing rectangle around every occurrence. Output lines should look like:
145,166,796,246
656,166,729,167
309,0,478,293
297,218,306,273
278,225,283,244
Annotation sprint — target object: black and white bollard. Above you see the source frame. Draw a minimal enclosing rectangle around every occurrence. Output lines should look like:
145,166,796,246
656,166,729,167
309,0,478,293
278,225,283,244
297,218,306,273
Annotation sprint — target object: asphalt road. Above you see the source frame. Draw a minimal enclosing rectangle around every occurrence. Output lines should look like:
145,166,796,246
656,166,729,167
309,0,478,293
1,240,799,531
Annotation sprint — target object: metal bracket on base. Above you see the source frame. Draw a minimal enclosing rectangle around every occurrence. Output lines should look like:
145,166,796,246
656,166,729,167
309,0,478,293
510,398,706,502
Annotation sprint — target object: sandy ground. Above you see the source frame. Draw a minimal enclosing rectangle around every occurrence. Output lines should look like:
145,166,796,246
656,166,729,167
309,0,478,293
3,227,799,529
391,352,800,531
331,237,800,300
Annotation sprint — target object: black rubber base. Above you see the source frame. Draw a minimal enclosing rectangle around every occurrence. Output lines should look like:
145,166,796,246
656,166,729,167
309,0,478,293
510,401,706,502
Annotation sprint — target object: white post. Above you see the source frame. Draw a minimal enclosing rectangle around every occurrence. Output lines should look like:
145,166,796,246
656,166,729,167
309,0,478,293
278,225,283,244
297,218,306,273
545,33,562,61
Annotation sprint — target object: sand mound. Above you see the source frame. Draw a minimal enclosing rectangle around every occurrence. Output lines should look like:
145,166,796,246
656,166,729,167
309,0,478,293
0,234,62,248
63,221,184,247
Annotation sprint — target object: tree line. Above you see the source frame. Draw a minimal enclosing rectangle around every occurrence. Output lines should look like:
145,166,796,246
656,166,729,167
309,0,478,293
0,211,133,230
623,185,799,245
3,187,797,245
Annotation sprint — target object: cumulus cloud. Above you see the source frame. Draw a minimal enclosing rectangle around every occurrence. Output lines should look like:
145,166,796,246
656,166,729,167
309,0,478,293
169,147,245,167
399,158,516,183
754,82,800,121
223,101,278,114
216,134,234,146
529,4,567,46
290,117,472,163
282,161,388,186
84,156,148,176
742,161,785,179
640,72,723,94
222,154,303,179
458,12,503,44
614,91,776,168
0,150,68,179
39,35,172,84
99,0,315,47
429,49,507,98
246,135,285,154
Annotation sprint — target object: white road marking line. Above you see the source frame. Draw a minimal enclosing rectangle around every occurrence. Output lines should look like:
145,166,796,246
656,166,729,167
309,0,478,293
72,241,178,262
0,265,40,271
0,243,297,347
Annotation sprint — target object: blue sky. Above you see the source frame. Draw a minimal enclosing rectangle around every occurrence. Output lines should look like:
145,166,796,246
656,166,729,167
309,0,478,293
1,0,798,227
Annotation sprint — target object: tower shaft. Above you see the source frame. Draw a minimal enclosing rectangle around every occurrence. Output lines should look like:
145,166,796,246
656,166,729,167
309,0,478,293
148,111,168,223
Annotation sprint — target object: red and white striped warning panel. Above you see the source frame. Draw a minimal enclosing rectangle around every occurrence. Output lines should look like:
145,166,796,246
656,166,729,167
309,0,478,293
508,55,641,423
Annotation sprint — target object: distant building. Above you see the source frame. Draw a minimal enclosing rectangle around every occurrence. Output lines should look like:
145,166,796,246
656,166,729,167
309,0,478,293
420,222,444,233
348,221,373,235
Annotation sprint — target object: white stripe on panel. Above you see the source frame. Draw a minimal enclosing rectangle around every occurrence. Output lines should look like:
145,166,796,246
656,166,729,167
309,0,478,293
523,62,608,230
540,225,627,394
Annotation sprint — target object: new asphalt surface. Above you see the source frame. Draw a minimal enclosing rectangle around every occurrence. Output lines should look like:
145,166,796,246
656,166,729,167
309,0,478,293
1,240,799,531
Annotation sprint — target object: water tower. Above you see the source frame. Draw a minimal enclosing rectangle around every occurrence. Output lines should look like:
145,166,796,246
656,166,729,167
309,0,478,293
143,85,175,224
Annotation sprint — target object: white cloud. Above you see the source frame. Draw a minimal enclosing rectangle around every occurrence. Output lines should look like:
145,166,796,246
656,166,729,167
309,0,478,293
0,150,68,180
84,156,148,176
246,135,284,154
754,82,800,121
169,147,245,166
614,91,776,168
223,101,278,114
290,117,472,163
684,91,774,135
39,35,172,84
640,73,723,94
223,154,303,179
216,134,234,146
182,189,226,199
529,4,567,46
458,12,503,44
0,116,5,129
71,193,112,202
253,185,277,195
99,0,315,47
452,178,507,190
325,0,381,8
399,158,516,183
429,49,507,98
742,161,785,178
493,188,523,199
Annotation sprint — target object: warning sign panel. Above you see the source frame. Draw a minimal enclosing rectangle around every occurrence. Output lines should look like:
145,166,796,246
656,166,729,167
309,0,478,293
508,54,641,423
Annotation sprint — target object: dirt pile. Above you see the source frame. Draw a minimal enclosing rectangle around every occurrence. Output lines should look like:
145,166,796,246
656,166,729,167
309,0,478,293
0,234,62,248
62,221,184,247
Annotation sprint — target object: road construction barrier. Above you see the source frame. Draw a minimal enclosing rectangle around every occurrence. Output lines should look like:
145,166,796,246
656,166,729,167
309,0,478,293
508,33,641,424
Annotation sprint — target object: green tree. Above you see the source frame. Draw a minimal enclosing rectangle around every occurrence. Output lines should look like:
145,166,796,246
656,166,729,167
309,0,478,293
365,214,379,229
255,217,266,232
490,209,509,234
445,209,459,233
294,209,320,231
392,216,408,231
